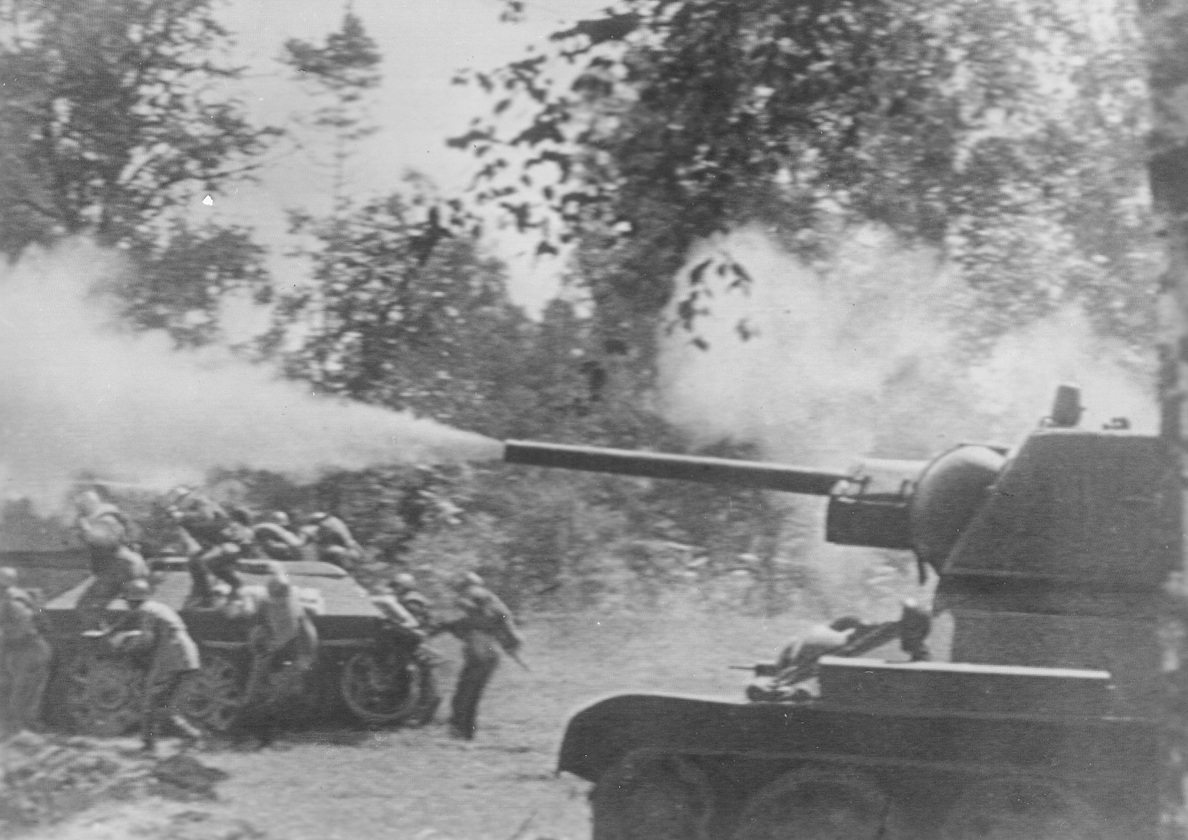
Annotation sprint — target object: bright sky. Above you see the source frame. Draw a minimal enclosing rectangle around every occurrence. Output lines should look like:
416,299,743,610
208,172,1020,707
203,0,606,312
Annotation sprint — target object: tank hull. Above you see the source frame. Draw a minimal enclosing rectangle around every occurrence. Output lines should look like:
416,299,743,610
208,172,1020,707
31,554,429,734
564,693,1164,840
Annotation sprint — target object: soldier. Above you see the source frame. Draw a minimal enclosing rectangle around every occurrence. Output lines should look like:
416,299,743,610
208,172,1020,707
304,511,364,569
167,486,252,607
109,579,203,753
391,573,432,626
379,574,442,725
0,567,52,737
235,567,319,747
252,511,306,562
435,572,523,740
74,489,148,631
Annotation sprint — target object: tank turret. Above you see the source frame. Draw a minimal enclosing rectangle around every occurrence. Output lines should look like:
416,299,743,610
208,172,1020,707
505,386,1182,840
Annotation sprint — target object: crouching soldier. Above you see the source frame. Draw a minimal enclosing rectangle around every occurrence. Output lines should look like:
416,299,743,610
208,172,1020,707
166,486,251,608
252,511,306,562
235,568,319,747
75,490,148,631
304,512,363,569
0,567,52,738
110,579,203,753
374,574,442,726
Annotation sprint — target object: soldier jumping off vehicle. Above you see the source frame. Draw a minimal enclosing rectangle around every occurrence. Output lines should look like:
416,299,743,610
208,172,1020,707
0,567,52,738
109,578,203,753
167,486,253,607
434,572,523,740
234,567,319,747
303,511,363,569
74,489,148,631
252,511,306,562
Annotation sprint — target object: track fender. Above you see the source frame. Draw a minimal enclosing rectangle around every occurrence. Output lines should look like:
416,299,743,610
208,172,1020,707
559,694,804,782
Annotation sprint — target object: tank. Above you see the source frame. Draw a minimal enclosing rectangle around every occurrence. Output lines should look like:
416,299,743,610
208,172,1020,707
504,387,1182,840
18,553,432,736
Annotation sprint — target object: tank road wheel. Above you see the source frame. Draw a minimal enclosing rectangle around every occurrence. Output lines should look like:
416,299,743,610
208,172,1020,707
63,653,145,737
339,649,422,726
731,768,888,840
175,651,248,733
939,777,1105,840
591,753,713,840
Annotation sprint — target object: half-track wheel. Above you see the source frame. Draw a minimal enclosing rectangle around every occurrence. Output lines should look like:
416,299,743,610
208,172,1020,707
591,752,713,840
339,649,423,726
730,768,888,840
939,776,1105,840
175,650,249,733
61,652,144,737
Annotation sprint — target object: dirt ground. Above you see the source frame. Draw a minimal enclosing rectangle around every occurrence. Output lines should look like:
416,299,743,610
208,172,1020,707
12,608,800,840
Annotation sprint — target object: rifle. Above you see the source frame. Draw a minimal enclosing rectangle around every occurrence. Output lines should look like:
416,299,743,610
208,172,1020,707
507,648,532,672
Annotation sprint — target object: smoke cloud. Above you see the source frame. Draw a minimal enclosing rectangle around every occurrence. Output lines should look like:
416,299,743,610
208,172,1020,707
657,226,1156,467
0,241,502,511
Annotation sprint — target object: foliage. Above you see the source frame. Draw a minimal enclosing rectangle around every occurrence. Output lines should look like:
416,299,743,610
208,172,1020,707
282,11,383,212
117,222,272,346
276,189,526,432
0,0,282,346
454,0,1156,350
0,0,279,252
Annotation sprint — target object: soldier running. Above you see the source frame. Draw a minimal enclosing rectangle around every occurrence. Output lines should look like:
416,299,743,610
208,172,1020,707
0,567,52,737
109,579,203,753
434,572,523,740
166,486,252,607
303,511,364,569
74,489,149,631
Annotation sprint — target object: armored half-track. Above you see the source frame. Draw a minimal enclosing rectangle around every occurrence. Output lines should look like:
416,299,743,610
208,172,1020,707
504,386,1181,840
25,553,430,736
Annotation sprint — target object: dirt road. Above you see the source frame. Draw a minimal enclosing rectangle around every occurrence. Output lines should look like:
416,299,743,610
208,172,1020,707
18,609,795,840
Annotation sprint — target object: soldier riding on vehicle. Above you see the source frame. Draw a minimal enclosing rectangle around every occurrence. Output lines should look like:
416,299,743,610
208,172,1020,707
166,486,253,607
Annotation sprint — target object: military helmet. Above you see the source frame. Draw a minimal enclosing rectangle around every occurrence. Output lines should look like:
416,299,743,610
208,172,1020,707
391,573,416,591
121,579,152,601
453,571,484,591
829,615,864,633
75,488,104,517
265,510,291,527
166,485,193,505
0,566,18,589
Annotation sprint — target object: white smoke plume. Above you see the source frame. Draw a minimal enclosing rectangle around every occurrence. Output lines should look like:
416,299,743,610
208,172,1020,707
657,226,1156,467
0,241,502,511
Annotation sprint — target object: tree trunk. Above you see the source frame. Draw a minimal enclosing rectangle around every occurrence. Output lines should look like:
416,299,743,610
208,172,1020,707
1137,1,1188,565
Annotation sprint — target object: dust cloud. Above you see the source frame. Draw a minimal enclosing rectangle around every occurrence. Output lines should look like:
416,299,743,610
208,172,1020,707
0,241,502,511
657,225,1156,467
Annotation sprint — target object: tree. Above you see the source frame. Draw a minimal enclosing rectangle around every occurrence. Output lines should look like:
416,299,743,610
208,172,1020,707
274,188,534,433
454,0,1156,354
119,221,272,347
282,10,382,214
0,0,280,253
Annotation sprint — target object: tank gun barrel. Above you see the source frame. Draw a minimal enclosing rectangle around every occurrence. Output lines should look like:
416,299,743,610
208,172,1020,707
503,440,850,495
